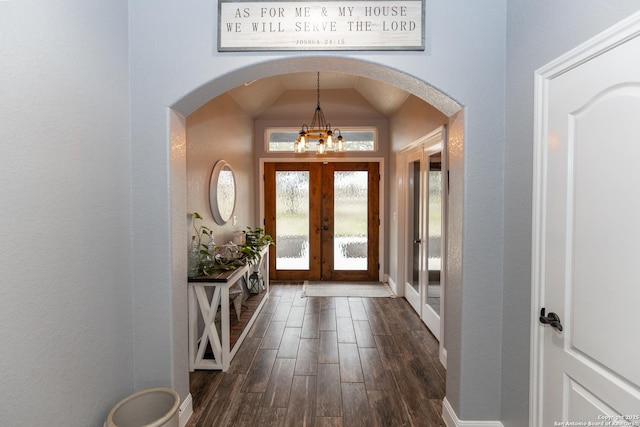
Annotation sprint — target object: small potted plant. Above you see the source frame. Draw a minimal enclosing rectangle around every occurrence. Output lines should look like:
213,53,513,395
240,226,274,266
189,212,217,276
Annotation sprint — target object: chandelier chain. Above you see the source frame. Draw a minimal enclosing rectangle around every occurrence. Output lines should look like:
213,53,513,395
294,71,345,154
317,72,321,108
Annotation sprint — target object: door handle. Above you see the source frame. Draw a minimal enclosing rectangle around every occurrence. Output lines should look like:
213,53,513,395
414,239,422,244
322,226,329,231
539,308,563,332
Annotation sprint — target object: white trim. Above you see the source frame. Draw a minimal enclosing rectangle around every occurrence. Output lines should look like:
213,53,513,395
398,126,445,155
179,393,193,427
397,126,446,348
264,126,379,154
384,274,400,296
440,346,447,369
386,275,401,296
394,152,408,298
530,10,640,427
442,398,504,427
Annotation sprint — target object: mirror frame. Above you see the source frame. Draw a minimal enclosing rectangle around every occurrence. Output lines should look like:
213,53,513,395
209,160,236,225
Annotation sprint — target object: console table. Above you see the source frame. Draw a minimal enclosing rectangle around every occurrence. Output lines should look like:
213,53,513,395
188,246,269,371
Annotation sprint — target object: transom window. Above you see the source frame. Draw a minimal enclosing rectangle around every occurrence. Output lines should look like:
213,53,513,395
267,128,377,153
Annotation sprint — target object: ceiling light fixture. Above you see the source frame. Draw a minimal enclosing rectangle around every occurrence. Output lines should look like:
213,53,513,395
294,72,345,155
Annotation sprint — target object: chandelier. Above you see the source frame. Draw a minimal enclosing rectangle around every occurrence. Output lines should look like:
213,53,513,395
294,72,345,155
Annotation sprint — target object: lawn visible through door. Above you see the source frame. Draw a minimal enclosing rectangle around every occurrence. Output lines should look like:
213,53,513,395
264,162,379,281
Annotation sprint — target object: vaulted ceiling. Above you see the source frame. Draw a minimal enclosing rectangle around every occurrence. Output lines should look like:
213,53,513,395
226,71,412,118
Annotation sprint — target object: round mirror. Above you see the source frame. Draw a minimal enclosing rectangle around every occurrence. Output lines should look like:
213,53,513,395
209,160,236,225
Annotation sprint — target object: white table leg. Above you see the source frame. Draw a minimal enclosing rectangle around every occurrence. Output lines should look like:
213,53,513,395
188,285,196,372
193,285,223,369
221,286,230,371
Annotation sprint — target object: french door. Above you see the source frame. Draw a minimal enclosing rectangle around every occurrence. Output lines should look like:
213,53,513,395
401,127,446,342
264,162,379,282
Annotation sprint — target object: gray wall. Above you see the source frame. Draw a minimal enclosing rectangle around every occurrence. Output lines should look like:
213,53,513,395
502,2,640,425
134,0,507,422
9,1,638,425
186,94,256,245
388,96,449,284
0,2,133,426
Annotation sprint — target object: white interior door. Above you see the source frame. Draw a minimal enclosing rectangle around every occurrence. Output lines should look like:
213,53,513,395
404,150,423,315
421,145,444,341
532,12,640,425
402,129,445,342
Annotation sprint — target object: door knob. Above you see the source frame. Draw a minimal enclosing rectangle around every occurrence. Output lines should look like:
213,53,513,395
414,239,422,244
539,308,563,332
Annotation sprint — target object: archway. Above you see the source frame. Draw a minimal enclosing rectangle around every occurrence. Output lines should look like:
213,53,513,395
171,57,462,117
168,57,464,420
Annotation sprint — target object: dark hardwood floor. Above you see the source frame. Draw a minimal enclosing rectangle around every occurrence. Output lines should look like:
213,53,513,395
187,283,446,427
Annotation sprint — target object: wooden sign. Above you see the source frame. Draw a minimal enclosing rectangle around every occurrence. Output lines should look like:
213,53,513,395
218,0,425,51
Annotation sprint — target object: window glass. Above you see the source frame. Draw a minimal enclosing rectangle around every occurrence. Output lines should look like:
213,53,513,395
267,129,376,153
333,171,368,270
275,171,309,270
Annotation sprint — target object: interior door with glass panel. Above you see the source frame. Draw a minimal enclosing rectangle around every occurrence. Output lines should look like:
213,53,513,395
404,151,424,314
422,151,444,340
264,162,379,281
403,138,445,341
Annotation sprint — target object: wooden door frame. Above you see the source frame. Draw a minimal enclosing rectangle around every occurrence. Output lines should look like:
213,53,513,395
530,12,640,425
260,157,385,283
264,162,322,280
321,162,380,281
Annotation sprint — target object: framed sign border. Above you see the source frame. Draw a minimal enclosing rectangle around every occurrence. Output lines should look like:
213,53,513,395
217,0,426,52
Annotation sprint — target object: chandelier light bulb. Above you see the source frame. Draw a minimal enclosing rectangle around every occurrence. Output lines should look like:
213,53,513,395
295,72,346,156
317,139,326,154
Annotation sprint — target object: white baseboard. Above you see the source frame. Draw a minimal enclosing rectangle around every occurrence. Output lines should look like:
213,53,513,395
179,393,193,427
442,398,504,427
387,275,399,296
440,346,447,369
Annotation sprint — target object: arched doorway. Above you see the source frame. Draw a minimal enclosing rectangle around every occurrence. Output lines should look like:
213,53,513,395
168,57,463,420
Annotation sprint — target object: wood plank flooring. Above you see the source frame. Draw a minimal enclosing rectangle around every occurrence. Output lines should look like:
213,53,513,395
187,284,446,427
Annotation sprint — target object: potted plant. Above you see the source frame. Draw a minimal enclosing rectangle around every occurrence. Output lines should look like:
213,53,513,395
188,219,274,276
240,226,274,266
190,212,217,276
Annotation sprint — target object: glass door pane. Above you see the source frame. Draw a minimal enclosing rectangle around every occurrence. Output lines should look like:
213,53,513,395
264,162,321,281
333,171,368,270
427,158,442,315
410,160,422,292
321,162,379,281
275,171,309,270
403,154,423,315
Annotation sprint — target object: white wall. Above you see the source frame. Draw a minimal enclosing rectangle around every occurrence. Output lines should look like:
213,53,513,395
388,95,449,289
253,89,389,162
186,94,256,243
502,2,640,425
131,0,507,422
0,2,133,426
